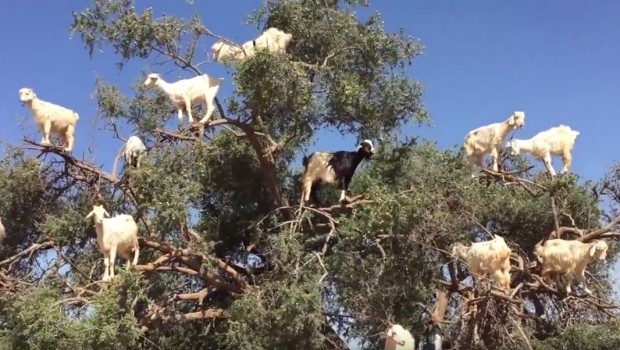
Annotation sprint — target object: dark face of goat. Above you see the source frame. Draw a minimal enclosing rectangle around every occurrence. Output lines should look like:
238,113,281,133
357,140,375,159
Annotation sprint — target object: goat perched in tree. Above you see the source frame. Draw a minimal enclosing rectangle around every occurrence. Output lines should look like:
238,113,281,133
211,39,255,62
384,324,415,350
85,205,140,282
19,87,80,152
253,27,293,56
211,27,293,63
143,73,224,126
534,238,608,295
300,140,375,206
111,135,148,181
506,124,580,176
451,234,512,291
463,111,525,176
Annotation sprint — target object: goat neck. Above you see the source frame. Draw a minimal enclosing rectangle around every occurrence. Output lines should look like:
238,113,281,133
154,78,174,95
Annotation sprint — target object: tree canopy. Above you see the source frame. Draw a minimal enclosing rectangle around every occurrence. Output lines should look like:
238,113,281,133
1,1,620,349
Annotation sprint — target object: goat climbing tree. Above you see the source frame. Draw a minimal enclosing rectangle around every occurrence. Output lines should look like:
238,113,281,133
1,1,620,349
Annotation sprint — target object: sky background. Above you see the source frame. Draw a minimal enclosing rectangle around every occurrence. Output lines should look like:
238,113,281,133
2,0,620,346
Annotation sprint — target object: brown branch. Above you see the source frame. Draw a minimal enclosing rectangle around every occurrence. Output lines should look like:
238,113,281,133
173,287,215,305
156,129,201,142
23,138,117,183
579,214,620,243
550,197,560,237
140,307,229,334
0,240,54,268
138,237,245,293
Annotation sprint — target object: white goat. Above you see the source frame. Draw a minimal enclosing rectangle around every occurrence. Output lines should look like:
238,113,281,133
0,217,5,243
143,73,224,125
85,205,140,282
111,135,147,180
123,135,147,168
451,234,512,291
463,111,525,177
211,39,256,62
19,87,80,152
384,324,415,350
534,238,608,295
506,124,580,176
253,27,293,55
211,27,292,63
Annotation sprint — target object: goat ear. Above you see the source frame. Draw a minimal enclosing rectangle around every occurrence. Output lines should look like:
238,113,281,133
103,210,111,218
85,211,94,219
589,243,597,257
507,116,515,126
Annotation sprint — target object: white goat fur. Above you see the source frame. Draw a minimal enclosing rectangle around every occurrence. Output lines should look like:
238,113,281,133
85,205,140,282
143,73,224,125
506,124,580,176
253,27,293,55
211,27,292,62
0,217,5,243
463,111,525,177
124,136,147,168
211,39,256,62
451,235,512,290
384,324,415,350
18,87,80,152
534,238,607,294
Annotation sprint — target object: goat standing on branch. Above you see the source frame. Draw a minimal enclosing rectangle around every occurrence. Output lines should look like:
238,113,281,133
534,238,608,295
253,27,293,56
300,140,375,206
85,205,140,282
384,324,415,350
506,124,580,176
211,27,293,63
211,39,255,62
111,135,147,180
19,87,80,152
143,73,224,126
451,234,512,291
463,111,525,177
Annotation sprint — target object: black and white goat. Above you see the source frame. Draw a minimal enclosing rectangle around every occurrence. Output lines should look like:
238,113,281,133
300,139,375,206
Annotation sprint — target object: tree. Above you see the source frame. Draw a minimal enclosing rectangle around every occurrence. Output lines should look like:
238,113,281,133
0,1,618,349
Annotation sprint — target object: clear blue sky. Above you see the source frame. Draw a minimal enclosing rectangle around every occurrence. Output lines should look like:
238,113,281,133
2,0,620,342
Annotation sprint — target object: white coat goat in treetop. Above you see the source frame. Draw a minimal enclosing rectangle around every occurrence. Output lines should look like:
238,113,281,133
123,135,147,168
463,111,525,177
85,205,140,282
300,140,375,206
211,39,256,62
451,234,512,291
111,135,148,181
253,27,293,55
534,238,608,295
506,124,580,176
143,73,224,126
19,87,80,152
384,324,415,350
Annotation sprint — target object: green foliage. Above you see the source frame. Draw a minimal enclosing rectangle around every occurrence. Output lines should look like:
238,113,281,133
0,1,618,350
534,320,620,350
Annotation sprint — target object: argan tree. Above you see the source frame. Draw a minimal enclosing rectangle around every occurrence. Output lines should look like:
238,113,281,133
1,1,619,349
